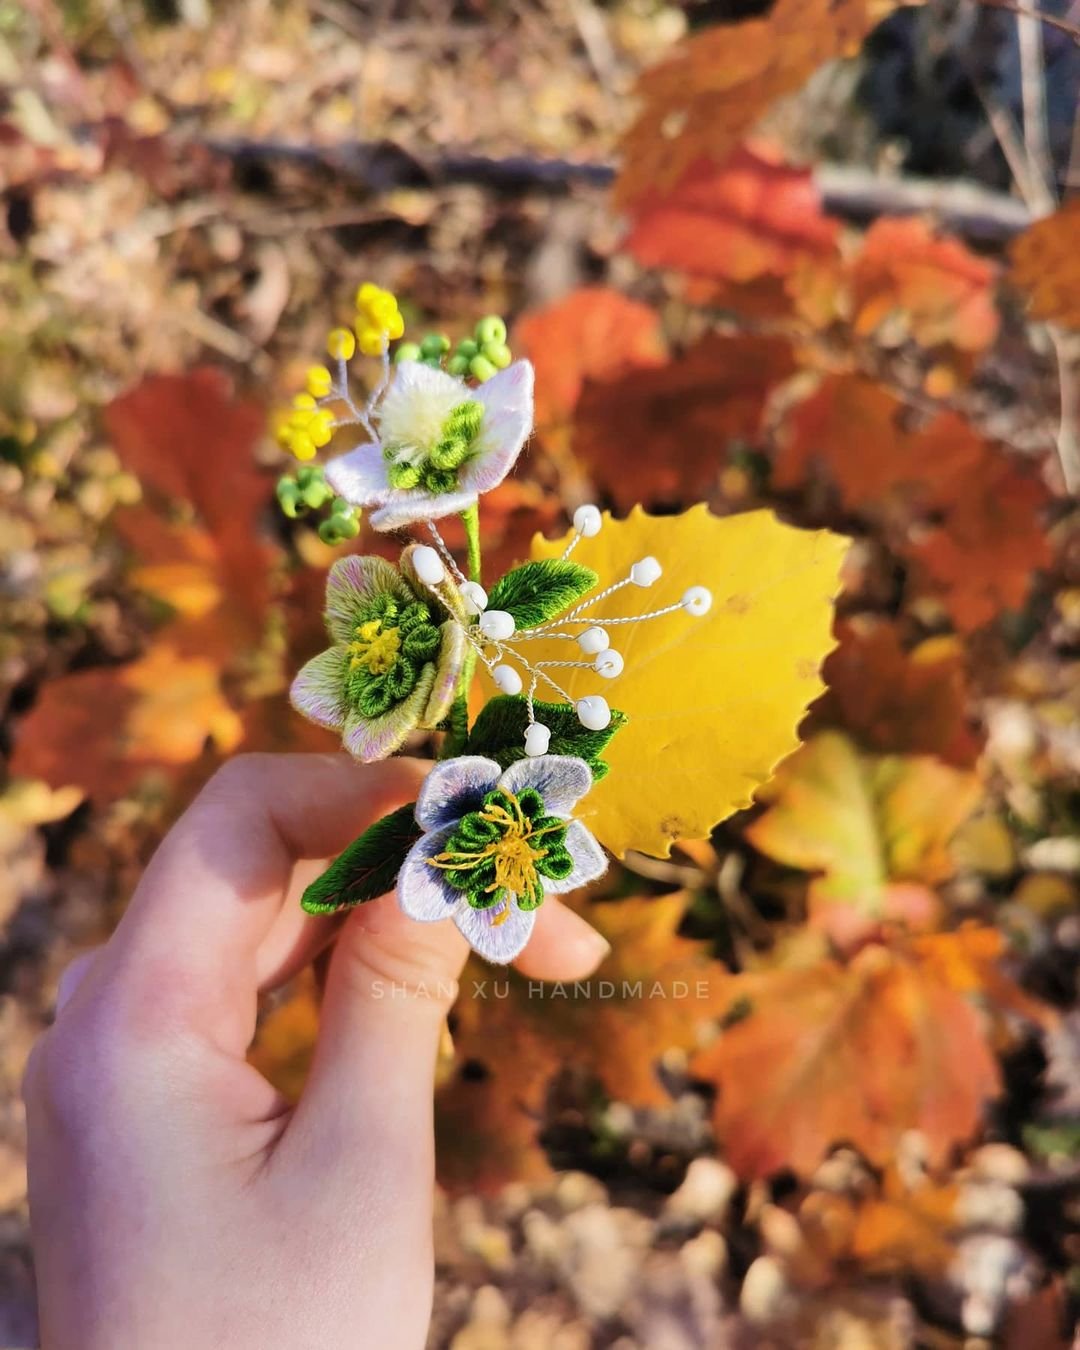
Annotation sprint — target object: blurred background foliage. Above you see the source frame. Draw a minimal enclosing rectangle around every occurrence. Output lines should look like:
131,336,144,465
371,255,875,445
2,0,1079,1345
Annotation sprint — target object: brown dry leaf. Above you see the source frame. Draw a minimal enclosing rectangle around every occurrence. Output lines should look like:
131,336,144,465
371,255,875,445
573,333,795,510
902,456,1053,632
813,620,982,767
9,643,243,798
616,0,920,205
622,143,839,283
773,375,986,513
692,936,1012,1178
850,217,1000,352
436,892,728,1190
747,731,982,946
514,287,667,432
1008,198,1080,329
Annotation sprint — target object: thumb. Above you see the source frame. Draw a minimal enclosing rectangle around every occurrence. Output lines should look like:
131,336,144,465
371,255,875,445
288,891,467,1155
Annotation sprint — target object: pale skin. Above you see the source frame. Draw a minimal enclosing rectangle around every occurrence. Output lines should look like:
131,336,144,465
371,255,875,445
23,753,611,1350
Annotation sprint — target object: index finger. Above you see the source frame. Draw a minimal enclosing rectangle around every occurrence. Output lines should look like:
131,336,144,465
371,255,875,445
95,753,428,1053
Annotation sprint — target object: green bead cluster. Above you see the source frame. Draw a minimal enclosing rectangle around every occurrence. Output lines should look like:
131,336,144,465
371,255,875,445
393,332,451,369
276,465,361,545
393,317,511,384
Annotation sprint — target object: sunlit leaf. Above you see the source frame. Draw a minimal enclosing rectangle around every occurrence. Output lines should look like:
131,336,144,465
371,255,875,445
692,932,1037,1178
747,730,981,942
622,144,839,283
518,506,847,858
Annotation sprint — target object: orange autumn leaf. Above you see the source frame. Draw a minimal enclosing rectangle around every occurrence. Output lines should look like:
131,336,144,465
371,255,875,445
616,0,920,205
902,456,1052,631
850,217,1000,353
10,643,243,798
573,333,795,510
773,374,986,512
106,367,274,634
1008,198,1080,329
796,1169,962,1279
514,287,667,431
115,504,275,665
813,619,982,767
692,938,1005,1178
436,892,728,1190
622,144,839,283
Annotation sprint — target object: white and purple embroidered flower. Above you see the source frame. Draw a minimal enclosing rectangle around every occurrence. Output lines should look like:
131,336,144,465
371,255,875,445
325,359,534,531
397,754,607,962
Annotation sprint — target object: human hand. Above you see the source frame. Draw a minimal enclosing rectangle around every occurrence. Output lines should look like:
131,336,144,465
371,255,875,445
24,753,611,1350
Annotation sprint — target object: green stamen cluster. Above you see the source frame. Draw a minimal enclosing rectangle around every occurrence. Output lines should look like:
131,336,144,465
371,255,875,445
448,315,512,383
345,592,441,719
276,466,361,545
431,785,573,912
393,316,512,384
393,333,451,368
385,399,484,495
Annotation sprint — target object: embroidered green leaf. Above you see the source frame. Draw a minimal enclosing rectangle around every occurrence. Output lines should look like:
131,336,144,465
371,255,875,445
466,695,627,781
485,559,598,629
300,803,422,913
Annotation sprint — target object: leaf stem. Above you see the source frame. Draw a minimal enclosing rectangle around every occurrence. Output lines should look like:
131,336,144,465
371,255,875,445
461,502,482,582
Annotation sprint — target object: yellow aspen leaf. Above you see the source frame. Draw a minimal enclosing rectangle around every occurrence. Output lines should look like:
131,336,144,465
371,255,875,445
519,506,848,858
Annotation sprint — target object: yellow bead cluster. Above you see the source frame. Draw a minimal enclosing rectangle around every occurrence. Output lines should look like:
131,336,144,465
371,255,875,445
355,282,404,356
275,393,335,462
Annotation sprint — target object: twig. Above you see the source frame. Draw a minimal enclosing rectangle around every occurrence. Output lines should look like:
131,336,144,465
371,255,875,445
978,0,1080,43
1016,4,1056,209
198,136,1033,241
622,852,706,888
1009,6,1080,490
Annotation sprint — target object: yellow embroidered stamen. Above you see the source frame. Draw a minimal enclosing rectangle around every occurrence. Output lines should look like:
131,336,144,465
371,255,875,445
429,790,563,899
348,619,401,675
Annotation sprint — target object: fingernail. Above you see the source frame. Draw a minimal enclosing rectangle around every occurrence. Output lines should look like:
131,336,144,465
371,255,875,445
575,925,611,972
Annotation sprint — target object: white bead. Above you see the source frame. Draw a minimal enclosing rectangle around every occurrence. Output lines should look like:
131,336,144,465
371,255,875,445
493,664,523,695
577,625,610,655
573,503,602,538
524,722,551,757
576,695,611,731
630,556,662,587
478,609,515,641
460,580,488,615
411,545,445,586
594,649,624,679
681,585,712,616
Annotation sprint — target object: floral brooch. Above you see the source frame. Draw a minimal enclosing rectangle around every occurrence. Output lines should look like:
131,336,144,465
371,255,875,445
276,284,845,963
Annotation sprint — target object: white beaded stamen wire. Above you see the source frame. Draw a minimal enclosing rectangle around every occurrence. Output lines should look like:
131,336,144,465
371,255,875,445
417,505,712,757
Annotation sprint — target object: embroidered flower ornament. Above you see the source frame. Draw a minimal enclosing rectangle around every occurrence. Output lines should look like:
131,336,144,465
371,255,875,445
398,755,607,962
327,359,533,531
290,547,465,762
275,282,843,965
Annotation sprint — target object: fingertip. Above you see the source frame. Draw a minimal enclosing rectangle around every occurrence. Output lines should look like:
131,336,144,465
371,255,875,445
513,900,611,981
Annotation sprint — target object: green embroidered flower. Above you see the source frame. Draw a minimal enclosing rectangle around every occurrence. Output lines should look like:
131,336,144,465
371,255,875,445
383,399,485,496
429,784,575,912
290,547,465,762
